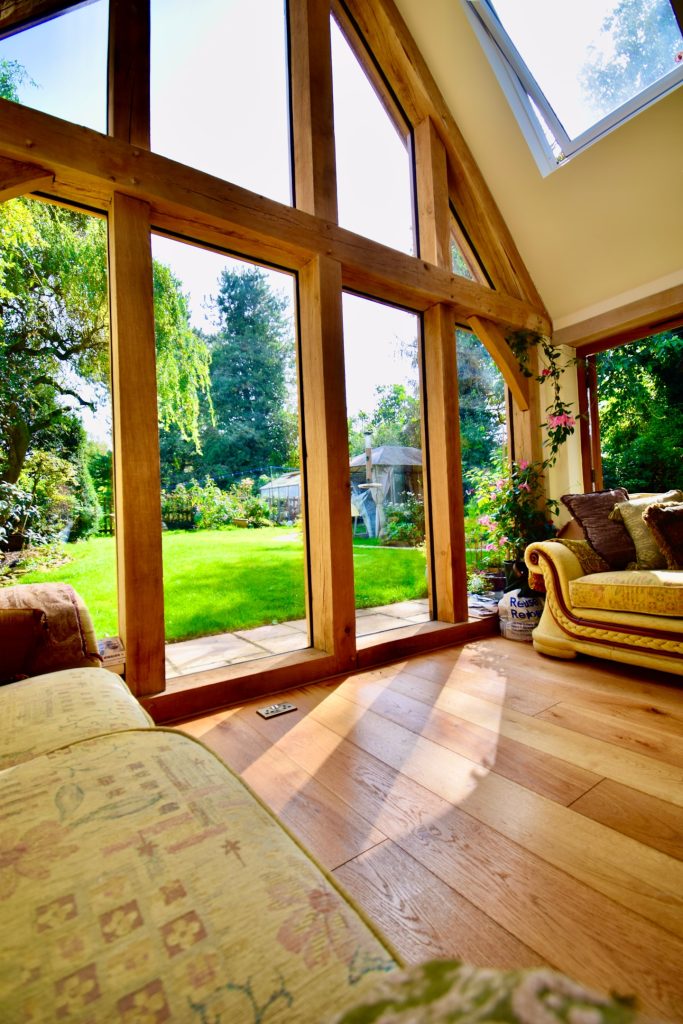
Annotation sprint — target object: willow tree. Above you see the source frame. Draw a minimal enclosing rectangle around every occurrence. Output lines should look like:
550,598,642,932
0,197,212,487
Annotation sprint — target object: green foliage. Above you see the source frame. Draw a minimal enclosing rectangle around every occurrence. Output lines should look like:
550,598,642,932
69,449,101,541
456,331,506,481
597,330,683,491
467,451,558,560
161,476,272,532
506,329,577,465
382,491,425,547
0,58,33,102
580,0,682,117
15,450,76,546
226,477,272,527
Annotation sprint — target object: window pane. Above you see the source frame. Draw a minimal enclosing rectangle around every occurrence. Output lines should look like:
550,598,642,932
151,0,291,204
331,18,415,254
0,0,108,130
343,294,429,637
150,237,306,679
457,328,507,602
489,0,683,139
1,198,117,644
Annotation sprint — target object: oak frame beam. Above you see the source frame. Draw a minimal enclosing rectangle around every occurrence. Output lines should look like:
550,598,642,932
467,315,530,411
108,0,150,148
422,303,469,623
288,0,338,221
298,255,356,664
109,191,165,696
0,154,52,200
335,0,548,312
0,99,550,334
414,117,450,268
0,0,78,35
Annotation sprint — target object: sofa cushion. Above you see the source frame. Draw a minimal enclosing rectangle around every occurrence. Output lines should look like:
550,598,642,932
561,489,634,569
609,491,683,569
644,502,683,570
0,583,101,675
327,959,645,1024
0,729,397,1022
0,607,47,684
569,570,683,618
0,667,154,769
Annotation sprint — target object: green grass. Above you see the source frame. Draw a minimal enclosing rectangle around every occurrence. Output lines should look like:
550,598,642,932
16,527,427,642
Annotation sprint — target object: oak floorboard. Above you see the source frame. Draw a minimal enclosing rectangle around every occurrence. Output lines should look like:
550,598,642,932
334,839,547,969
334,671,600,804
537,700,683,768
175,639,683,1021
571,777,683,860
175,709,387,870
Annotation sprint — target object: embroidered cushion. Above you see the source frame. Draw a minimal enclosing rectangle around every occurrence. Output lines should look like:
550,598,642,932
569,570,683,618
609,491,683,569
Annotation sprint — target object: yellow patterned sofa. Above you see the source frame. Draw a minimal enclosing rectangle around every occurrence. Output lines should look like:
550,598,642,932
525,540,683,675
0,666,650,1022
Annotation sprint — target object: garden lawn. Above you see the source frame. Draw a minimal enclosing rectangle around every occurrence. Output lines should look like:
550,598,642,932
17,527,428,642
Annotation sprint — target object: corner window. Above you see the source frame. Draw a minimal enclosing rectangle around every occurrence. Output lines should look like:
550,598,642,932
465,0,683,171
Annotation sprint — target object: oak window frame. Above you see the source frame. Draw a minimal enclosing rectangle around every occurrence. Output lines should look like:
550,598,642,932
0,0,550,716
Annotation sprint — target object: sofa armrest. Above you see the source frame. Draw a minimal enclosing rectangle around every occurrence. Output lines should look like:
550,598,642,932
526,541,584,610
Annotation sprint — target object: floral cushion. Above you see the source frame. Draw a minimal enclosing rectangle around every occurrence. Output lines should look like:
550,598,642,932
569,570,683,618
0,668,154,770
557,538,610,575
326,960,646,1023
0,729,397,1022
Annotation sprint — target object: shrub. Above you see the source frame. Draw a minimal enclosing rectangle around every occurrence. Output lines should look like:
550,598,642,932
382,491,425,547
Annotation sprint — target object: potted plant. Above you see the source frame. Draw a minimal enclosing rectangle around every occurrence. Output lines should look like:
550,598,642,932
466,453,559,594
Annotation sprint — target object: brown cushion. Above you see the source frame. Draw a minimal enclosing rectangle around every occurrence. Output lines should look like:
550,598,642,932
0,608,47,684
561,488,634,569
643,502,683,569
0,583,100,674
557,538,610,575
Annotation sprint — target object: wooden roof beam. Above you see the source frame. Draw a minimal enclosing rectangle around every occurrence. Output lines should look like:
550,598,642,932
0,99,550,335
0,154,53,200
467,315,530,411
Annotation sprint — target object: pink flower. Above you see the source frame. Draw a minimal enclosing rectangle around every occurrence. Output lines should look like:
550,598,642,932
548,413,575,429
499,536,509,547
478,515,493,527
484,543,496,551
518,459,529,470
676,52,683,63
519,482,531,491
541,368,552,377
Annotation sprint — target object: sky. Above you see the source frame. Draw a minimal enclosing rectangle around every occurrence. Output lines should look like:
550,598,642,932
0,0,419,431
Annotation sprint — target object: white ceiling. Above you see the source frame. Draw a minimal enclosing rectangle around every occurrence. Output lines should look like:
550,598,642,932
395,0,683,329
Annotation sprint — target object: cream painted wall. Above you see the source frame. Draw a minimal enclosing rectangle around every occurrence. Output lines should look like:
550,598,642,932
395,0,683,328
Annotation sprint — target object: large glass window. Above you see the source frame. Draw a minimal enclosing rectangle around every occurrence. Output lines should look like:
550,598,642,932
342,294,429,637
0,198,117,644
151,236,306,678
150,0,291,204
466,0,683,168
0,0,108,130
331,17,415,254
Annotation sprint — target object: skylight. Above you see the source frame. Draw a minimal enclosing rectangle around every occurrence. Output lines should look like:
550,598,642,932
465,0,683,171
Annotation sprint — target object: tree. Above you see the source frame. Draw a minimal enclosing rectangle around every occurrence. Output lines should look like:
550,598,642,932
161,267,295,488
0,198,212,489
580,0,682,117
597,330,683,491
456,330,506,481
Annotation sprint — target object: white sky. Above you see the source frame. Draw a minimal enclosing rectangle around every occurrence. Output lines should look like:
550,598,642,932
0,0,418,431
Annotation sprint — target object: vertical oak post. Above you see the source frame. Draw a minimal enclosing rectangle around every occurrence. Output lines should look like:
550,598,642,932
415,117,450,269
423,303,469,622
288,0,338,221
109,192,165,694
298,255,355,662
414,117,468,622
108,0,150,148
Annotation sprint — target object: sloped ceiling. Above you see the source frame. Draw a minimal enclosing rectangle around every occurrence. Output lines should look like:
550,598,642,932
395,0,683,331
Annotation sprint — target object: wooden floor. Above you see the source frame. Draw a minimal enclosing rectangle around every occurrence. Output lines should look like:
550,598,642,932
175,637,683,1022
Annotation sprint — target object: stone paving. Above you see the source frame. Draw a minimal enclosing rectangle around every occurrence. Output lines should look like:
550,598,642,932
164,599,431,679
